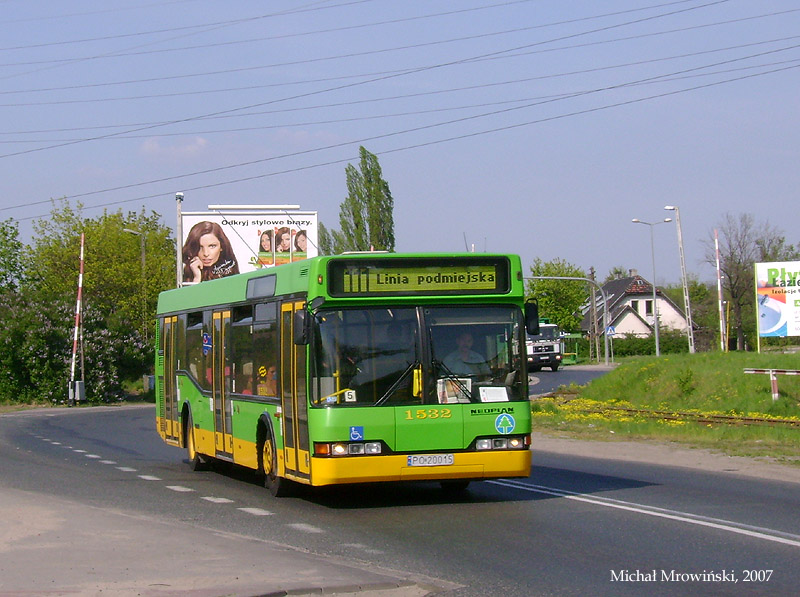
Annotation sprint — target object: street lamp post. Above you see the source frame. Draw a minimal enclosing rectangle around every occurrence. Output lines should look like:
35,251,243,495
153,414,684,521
632,217,671,357
664,205,695,353
123,228,146,340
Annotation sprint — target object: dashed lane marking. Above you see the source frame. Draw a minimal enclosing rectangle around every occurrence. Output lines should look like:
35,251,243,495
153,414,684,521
238,507,273,516
287,523,324,533
203,496,235,504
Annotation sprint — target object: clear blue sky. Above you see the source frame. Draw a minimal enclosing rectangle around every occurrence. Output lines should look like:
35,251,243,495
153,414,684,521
2,0,798,285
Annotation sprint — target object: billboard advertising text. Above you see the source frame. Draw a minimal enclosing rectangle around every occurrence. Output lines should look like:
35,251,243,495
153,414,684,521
755,261,800,337
180,211,317,285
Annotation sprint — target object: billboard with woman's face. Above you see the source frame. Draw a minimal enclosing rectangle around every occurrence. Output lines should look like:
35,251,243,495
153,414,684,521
181,210,317,284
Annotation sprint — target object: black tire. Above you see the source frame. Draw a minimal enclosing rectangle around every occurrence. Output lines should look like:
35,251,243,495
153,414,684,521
259,424,290,497
440,479,470,492
185,411,209,471
550,364,559,372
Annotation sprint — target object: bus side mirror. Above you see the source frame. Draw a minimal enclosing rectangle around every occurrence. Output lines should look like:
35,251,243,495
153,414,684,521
525,299,540,335
294,309,310,345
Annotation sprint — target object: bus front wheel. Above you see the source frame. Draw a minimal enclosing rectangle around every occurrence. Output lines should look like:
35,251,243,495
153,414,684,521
185,412,209,471
260,429,290,497
440,479,470,492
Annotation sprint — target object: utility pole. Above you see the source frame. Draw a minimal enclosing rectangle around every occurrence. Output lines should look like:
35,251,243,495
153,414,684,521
665,205,695,353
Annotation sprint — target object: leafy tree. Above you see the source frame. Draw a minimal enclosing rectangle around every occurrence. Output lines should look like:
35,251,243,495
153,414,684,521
0,218,23,292
702,213,799,350
525,258,588,332
604,265,628,283
0,199,178,402
319,146,395,254
22,199,175,342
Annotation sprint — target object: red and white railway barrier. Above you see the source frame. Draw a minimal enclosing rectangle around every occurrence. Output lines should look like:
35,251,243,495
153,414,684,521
743,368,800,401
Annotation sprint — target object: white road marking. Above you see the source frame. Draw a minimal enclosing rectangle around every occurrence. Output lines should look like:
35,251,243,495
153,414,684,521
203,496,234,504
166,485,195,492
116,466,137,472
491,479,800,548
287,523,324,533
138,475,161,481
99,460,117,464
85,454,101,459
238,507,273,516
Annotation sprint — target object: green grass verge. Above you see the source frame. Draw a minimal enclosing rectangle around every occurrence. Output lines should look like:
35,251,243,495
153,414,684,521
533,352,800,465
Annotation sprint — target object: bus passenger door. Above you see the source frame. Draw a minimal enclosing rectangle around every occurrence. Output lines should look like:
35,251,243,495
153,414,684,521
160,316,180,444
280,300,310,480
212,310,234,457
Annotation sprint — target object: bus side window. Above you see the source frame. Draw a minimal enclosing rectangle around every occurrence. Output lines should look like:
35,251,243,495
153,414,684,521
253,301,279,397
186,311,205,389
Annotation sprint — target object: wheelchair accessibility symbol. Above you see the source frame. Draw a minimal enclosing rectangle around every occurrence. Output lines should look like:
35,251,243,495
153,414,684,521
349,426,364,441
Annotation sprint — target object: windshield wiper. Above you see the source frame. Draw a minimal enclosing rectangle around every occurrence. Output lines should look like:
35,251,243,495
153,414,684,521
374,361,418,406
432,358,475,403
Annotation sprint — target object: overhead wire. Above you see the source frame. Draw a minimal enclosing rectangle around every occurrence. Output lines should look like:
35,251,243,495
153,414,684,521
14,60,799,223
4,40,796,218
2,0,797,223
3,39,799,144
0,0,739,160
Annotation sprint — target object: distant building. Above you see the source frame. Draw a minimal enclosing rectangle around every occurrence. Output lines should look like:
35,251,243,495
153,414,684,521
581,270,689,338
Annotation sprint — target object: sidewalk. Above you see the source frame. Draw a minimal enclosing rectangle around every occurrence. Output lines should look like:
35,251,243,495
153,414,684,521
0,486,445,597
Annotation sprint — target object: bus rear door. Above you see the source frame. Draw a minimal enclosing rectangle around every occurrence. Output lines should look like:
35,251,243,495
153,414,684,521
160,315,180,444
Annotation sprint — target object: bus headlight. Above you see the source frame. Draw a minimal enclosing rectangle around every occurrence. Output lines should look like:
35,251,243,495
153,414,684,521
507,437,524,449
475,436,528,450
315,441,383,456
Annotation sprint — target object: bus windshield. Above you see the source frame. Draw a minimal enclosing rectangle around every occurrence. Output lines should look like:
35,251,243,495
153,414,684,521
311,305,525,406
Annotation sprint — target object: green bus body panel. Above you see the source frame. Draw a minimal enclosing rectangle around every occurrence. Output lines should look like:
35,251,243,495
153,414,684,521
307,403,530,452
157,253,525,315
177,374,281,447
178,376,211,428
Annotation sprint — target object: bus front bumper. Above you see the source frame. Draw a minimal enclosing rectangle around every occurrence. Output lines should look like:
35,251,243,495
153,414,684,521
309,449,531,487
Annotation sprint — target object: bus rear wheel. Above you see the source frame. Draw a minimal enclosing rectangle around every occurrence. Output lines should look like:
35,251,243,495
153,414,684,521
260,432,290,497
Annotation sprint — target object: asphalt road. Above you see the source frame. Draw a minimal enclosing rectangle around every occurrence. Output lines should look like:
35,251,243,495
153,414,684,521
529,363,614,397
2,404,800,596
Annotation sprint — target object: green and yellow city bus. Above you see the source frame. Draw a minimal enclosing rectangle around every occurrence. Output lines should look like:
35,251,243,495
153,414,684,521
156,253,538,496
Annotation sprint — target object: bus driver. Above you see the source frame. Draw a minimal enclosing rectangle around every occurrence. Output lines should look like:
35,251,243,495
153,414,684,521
442,331,490,376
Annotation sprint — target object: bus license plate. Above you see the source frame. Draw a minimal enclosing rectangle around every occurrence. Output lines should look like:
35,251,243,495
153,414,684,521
407,454,454,467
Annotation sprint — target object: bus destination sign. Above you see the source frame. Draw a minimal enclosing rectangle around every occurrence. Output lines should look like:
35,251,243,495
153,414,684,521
328,257,510,297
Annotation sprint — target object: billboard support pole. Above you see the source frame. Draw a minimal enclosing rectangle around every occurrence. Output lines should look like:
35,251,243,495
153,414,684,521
175,192,184,288
755,264,761,354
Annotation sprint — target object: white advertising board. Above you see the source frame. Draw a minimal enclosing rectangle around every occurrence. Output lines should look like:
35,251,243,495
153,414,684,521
755,261,800,337
180,210,317,285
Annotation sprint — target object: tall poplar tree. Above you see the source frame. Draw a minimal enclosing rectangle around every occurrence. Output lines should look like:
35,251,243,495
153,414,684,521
319,146,395,254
